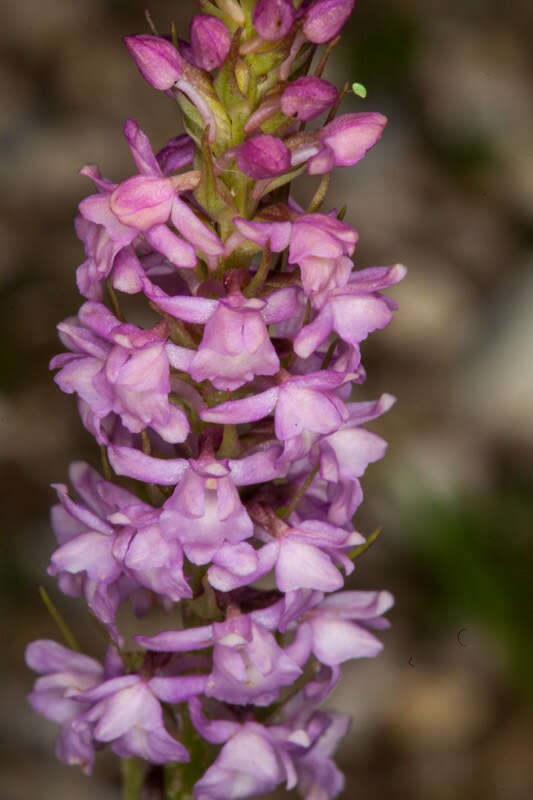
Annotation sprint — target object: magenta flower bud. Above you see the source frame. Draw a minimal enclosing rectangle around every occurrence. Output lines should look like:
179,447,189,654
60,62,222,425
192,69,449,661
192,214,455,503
124,34,184,90
317,111,387,169
281,76,339,122
190,14,231,71
253,0,295,41
303,0,355,44
156,134,195,175
110,175,175,230
236,135,291,179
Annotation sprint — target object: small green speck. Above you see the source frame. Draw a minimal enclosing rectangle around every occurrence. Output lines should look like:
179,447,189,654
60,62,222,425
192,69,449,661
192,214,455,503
352,82,367,98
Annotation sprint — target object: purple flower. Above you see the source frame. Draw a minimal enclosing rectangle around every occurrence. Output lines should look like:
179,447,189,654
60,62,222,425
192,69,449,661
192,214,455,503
291,711,350,798
236,135,291,179
143,279,301,390
302,0,355,44
194,721,288,798
281,589,394,665
281,76,339,122
26,640,103,773
312,394,395,524
208,511,363,594
294,263,407,357
201,371,353,458
189,294,281,389
75,666,206,763
234,211,358,306
190,15,231,71
78,120,222,274
48,462,191,632
160,451,254,565
253,0,295,41
124,34,185,90
189,669,348,799
136,602,302,706
308,112,388,174
51,302,189,444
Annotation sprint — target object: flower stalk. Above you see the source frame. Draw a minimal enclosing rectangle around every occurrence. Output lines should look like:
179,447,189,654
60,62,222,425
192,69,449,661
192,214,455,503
26,2,405,798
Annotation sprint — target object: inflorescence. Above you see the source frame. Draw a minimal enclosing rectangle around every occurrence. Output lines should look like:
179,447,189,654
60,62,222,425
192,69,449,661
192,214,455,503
27,1,405,797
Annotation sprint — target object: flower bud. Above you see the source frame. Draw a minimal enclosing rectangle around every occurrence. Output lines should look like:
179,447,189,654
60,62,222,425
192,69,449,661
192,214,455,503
190,14,232,72
156,134,195,175
303,0,355,44
110,176,175,230
124,34,184,90
236,135,291,179
281,76,338,122
253,0,295,42
318,112,387,167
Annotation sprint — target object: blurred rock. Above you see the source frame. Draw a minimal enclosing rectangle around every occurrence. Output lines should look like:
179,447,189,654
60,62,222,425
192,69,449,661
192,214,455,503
387,669,492,751
456,261,533,444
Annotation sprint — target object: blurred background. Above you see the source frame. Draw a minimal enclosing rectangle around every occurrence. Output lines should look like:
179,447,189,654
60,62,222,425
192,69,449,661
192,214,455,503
1,0,532,798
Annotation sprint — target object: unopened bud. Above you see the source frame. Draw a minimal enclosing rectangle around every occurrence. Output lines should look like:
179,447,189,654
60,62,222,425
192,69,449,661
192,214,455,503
190,14,232,72
124,34,184,90
253,0,295,42
236,135,291,179
303,0,355,44
281,76,338,122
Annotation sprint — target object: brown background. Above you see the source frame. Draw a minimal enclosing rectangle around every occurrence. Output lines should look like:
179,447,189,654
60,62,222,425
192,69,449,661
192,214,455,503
1,1,532,797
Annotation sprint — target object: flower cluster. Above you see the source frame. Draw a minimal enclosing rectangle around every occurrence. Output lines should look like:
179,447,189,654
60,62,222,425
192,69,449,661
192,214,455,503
27,1,405,797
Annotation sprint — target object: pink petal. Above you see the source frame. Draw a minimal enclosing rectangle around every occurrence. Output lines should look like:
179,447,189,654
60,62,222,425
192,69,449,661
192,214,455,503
123,119,161,176
228,445,287,485
276,538,343,592
144,224,197,268
108,446,188,485
201,387,279,425
79,194,137,245
310,617,383,664
143,279,216,322
148,674,208,703
171,196,223,255
135,625,213,652
262,287,303,324
293,305,334,358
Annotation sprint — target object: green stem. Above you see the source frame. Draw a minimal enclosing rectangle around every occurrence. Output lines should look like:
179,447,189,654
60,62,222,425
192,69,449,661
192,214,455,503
314,36,340,78
243,245,271,297
150,305,198,349
100,444,113,481
307,173,331,213
106,279,125,322
277,463,320,520
141,430,151,455
325,80,350,124
320,336,339,370
217,424,240,458
121,758,144,800
39,586,80,651
348,526,383,560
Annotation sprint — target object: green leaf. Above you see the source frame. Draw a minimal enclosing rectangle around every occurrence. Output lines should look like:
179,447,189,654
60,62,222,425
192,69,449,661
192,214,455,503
194,130,236,221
